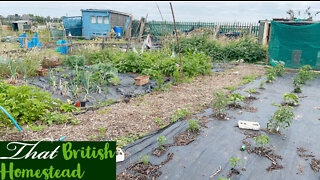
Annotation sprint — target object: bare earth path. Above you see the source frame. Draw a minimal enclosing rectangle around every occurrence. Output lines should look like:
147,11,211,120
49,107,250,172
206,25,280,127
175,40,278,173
0,63,266,141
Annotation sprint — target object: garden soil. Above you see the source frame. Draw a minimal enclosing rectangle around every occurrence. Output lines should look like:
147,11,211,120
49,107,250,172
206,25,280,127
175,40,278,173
117,71,320,180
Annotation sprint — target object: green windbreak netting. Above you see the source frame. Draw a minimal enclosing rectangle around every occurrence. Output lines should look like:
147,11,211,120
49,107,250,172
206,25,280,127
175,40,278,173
268,21,320,69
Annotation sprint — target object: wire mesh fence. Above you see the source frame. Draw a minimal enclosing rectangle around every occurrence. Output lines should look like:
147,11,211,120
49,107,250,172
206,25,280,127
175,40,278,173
131,20,260,37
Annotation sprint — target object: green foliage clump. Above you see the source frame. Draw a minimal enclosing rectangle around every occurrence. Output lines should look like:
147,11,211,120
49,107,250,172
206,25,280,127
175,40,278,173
139,155,149,165
229,157,243,169
187,119,200,132
156,136,168,150
283,93,299,105
0,81,75,127
273,63,286,76
176,35,266,63
170,109,191,123
253,134,270,150
212,91,228,118
64,55,87,70
267,103,295,133
228,93,245,107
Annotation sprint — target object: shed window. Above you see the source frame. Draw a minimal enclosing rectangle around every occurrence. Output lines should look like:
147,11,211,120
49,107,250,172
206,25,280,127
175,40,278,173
91,16,96,24
103,16,109,24
97,16,103,24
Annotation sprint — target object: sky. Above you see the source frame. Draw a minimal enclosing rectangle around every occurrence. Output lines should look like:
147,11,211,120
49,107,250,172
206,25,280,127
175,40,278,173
1,1,320,22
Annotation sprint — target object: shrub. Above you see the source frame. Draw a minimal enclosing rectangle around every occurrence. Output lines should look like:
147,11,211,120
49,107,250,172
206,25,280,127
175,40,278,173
175,35,266,63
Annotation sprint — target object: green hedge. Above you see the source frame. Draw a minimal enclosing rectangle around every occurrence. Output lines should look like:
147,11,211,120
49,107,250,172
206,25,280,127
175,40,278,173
175,35,267,63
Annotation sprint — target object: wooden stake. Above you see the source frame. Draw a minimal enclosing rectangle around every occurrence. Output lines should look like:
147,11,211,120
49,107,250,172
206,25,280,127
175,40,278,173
170,2,184,77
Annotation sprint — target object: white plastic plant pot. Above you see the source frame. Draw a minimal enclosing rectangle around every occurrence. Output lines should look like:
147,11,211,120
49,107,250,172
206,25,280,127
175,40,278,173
238,120,260,130
116,148,125,163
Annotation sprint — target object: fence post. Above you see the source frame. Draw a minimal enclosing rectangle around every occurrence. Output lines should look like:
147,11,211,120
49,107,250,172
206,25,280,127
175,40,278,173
68,33,72,54
23,37,28,49
215,25,220,38
102,36,105,49
249,24,253,35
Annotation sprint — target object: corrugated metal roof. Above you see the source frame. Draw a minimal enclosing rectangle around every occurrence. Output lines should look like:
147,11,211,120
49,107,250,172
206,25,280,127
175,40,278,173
80,9,131,16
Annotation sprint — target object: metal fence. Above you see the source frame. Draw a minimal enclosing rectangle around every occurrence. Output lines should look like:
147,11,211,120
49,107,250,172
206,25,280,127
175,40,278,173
131,20,260,37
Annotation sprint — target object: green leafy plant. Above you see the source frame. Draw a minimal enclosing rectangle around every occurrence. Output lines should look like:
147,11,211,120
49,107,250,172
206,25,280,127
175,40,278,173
298,65,315,84
139,155,149,165
156,136,168,150
228,93,245,107
0,81,75,127
273,63,286,76
223,86,236,91
155,118,162,125
187,119,200,132
267,103,295,133
170,109,191,123
244,88,257,97
25,124,47,131
253,134,270,150
212,91,228,118
241,75,258,85
229,157,243,169
110,76,121,86
283,93,299,106
293,76,302,93
259,80,265,89
64,55,87,70
265,70,276,83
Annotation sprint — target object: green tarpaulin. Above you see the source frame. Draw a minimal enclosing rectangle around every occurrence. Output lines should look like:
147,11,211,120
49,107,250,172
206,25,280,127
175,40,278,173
268,21,320,69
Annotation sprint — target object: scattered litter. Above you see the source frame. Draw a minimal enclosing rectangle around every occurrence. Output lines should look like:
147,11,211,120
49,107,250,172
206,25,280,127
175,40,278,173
116,148,125,162
209,165,222,179
233,71,239,74
241,145,246,151
238,120,260,130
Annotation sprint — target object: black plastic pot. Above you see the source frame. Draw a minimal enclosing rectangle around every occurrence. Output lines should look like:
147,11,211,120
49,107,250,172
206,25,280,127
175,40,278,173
80,102,86,107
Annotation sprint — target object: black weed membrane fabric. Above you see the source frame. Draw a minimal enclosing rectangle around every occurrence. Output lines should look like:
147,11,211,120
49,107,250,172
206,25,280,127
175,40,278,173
117,71,320,180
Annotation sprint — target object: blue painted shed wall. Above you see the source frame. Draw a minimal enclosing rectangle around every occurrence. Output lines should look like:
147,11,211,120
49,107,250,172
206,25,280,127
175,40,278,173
62,16,82,36
82,11,111,39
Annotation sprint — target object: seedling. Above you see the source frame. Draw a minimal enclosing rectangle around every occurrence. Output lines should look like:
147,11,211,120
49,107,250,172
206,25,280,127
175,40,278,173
155,118,162,125
267,103,294,133
98,127,106,138
253,134,270,151
139,155,149,165
110,77,121,86
187,119,200,132
212,91,228,118
156,136,168,150
170,109,191,123
265,71,276,83
229,157,243,169
283,93,299,106
241,75,257,85
298,65,315,84
293,76,302,93
259,80,265,89
228,93,245,107
273,63,286,77
244,88,257,97
223,86,237,91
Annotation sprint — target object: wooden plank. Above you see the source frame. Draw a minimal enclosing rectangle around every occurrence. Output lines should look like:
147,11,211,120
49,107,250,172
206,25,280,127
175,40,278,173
125,15,133,40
